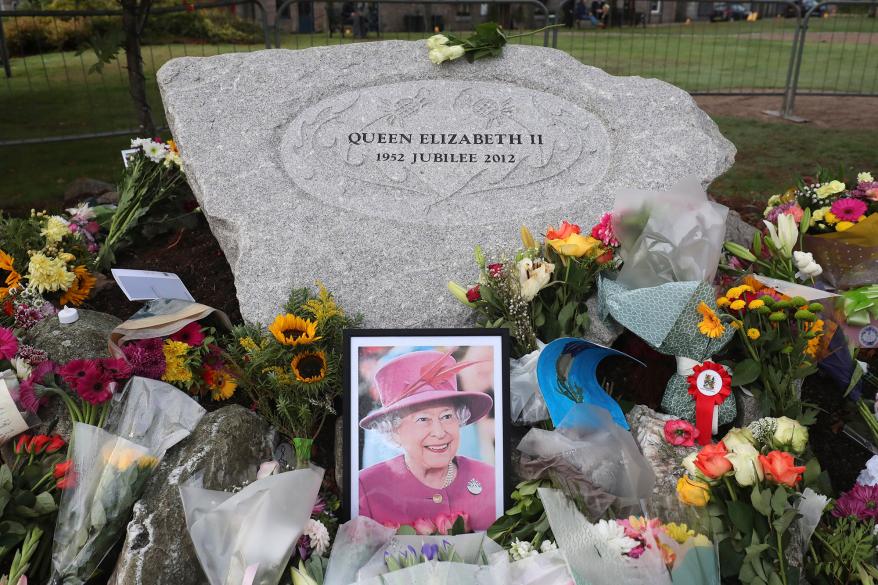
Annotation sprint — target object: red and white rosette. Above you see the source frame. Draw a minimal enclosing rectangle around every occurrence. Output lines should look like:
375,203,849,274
685,360,732,445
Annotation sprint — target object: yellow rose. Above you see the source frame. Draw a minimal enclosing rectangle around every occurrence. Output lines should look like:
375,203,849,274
836,221,854,232
547,233,601,258
815,180,845,198
824,212,839,224
676,476,711,507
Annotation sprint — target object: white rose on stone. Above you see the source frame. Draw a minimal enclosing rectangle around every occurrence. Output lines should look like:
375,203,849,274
428,44,465,65
517,257,554,301
426,34,450,50
793,251,823,280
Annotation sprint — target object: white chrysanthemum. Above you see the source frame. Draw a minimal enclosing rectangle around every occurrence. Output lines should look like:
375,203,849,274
41,215,69,244
508,538,538,561
142,140,169,163
11,357,32,381
593,519,639,556
539,540,558,553
27,252,76,293
130,137,149,148
303,519,330,556
858,171,874,184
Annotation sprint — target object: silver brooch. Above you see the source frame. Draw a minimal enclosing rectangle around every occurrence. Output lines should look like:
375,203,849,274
467,478,482,495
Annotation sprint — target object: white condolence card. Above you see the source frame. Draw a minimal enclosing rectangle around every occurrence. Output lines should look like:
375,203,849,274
111,269,195,302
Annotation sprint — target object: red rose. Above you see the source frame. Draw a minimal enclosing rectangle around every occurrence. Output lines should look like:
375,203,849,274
14,434,31,455
465,285,481,303
45,434,66,454
759,451,806,487
29,435,51,454
546,220,581,241
694,441,733,479
54,460,77,490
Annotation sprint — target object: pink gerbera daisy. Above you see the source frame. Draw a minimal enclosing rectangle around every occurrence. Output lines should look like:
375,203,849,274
75,375,114,405
0,327,18,361
58,359,102,389
170,322,206,347
830,198,868,222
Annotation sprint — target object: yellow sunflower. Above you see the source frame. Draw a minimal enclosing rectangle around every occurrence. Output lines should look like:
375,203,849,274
291,350,328,383
0,250,21,298
697,302,725,338
59,265,96,306
268,314,321,346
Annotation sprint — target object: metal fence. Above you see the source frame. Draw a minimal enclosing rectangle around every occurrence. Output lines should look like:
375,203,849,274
0,0,876,146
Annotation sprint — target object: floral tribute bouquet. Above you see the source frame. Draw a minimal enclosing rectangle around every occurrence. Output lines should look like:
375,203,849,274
760,169,878,289
109,298,237,403
449,220,616,359
0,433,67,584
227,284,359,466
0,207,101,310
597,178,736,444
675,417,827,585
0,326,50,434
716,278,825,419
95,137,188,270
425,22,561,65
51,377,205,585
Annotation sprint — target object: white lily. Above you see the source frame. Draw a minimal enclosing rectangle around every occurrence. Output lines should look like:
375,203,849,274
763,213,798,257
517,258,554,301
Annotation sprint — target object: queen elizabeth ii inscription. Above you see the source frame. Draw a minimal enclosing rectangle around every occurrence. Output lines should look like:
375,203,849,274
157,41,735,329
281,80,608,226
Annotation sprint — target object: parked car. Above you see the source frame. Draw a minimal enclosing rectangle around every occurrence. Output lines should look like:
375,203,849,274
710,2,750,21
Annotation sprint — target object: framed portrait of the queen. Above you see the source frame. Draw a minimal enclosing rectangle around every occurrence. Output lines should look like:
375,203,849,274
342,329,510,532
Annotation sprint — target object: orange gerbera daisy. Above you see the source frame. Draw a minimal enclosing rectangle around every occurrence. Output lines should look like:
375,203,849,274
0,250,21,298
697,302,725,338
59,266,96,306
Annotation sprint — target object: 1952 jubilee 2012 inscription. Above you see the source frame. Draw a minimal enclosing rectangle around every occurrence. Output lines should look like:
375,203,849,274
281,80,610,226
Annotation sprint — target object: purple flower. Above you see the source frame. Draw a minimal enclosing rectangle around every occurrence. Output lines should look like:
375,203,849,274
833,483,878,521
296,534,312,561
122,338,166,380
13,302,54,330
420,543,439,561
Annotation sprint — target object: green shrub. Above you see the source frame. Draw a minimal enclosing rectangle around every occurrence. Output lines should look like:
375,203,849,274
142,11,262,45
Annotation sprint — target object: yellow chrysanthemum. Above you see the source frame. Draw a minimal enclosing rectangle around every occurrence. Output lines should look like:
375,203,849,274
664,523,696,545
291,350,328,384
836,221,854,232
27,252,75,293
747,328,761,340
726,287,743,300
730,300,746,311
731,320,743,330
748,299,765,310
41,215,69,244
716,296,730,308
239,336,259,352
162,340,192,383
268,314,321,346
59,265,96,306
0,250,21,298
697,302,725,339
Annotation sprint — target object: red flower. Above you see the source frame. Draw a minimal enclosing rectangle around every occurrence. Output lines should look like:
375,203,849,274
487,263,504,278
59,359,102,388
759,451,806,487
170,322,206,347
663,419,699,447
53,460,77,490
45,434,66,454
3,301,13,317
694,441,733,479
546,220,581,241
99,357,132,381
465,285,481,303
75,376,114,405
29,435,51,454
14,434,31,455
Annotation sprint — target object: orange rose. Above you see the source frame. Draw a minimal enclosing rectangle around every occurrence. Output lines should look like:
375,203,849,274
758,451,806,487
693,441,733,479
546,220,581,241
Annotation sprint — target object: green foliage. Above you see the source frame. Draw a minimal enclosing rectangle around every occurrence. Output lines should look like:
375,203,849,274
809,517,878,585
487,479,554,548
225,284,361,443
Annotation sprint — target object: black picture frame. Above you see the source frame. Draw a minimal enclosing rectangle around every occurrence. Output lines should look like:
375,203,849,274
342,328,511,531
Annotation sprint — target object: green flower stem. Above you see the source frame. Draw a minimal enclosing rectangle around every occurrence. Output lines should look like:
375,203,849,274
96,402,110,429
504,23,564,41
723,476,738,502
776,527,788,585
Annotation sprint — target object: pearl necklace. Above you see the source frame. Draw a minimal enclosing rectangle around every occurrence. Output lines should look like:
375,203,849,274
442,460,457,488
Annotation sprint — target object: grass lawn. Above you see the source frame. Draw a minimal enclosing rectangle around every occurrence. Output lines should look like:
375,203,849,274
4,113,878,212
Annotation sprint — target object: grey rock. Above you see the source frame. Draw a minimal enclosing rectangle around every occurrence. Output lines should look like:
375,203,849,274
626,404,697,497
96,190,120,205
24,309,120,364
725,209,758,247
63,177,115,204
158,42,736,327
585,296,623,346
735,388,764,427
110,405,276,585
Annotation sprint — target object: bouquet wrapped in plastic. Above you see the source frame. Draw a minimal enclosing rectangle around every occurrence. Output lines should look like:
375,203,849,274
50,377,205,584
180,466,324,585
539,487,719,585
598,178,736,443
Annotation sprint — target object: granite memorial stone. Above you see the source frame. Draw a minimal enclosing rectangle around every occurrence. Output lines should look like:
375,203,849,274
157,41,735,327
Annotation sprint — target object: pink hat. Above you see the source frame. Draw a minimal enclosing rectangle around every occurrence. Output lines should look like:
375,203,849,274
359,350,494,429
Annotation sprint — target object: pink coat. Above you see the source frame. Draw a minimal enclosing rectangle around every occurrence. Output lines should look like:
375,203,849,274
358,455,497,531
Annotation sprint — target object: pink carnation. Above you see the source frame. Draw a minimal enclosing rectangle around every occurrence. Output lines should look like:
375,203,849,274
663,419,699,447
0,327,18,361
830,198,868,222
591,213,619,247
